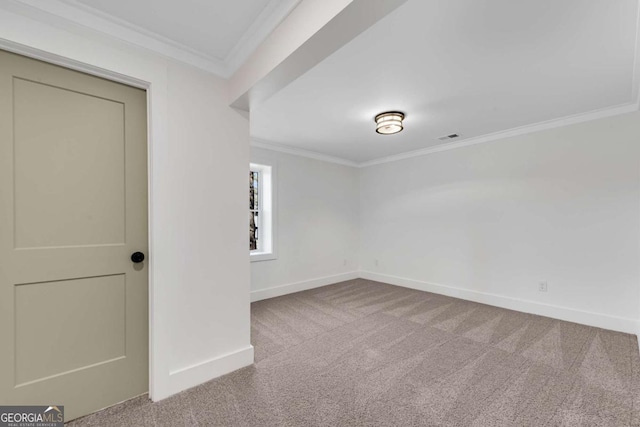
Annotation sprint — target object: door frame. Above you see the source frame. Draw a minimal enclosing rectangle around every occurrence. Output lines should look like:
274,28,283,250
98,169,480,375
0,39,160,401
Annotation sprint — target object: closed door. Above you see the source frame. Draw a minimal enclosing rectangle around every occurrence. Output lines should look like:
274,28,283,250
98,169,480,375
0,50,148,422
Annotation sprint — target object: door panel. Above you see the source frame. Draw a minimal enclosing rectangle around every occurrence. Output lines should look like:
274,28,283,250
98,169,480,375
0,50,148,422
13,78,126,248
15,275,126,387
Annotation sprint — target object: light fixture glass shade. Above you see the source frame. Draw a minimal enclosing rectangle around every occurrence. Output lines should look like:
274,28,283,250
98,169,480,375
375,111,404,135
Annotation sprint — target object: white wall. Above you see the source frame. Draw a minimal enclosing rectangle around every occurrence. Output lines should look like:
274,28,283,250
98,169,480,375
250,147,359,300
0,7,252,400
359,111,640,333
164,62,251,393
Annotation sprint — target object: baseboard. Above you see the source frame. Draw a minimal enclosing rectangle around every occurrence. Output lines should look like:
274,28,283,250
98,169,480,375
164,345,254,399
359,271,639,335
251,271,359,302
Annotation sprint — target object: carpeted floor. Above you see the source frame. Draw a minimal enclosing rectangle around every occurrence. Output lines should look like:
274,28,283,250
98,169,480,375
68,279,640,426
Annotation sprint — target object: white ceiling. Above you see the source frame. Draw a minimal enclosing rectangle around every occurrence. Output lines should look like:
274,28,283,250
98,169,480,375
70,0,269,60
251,0,640,164
18,0,301,76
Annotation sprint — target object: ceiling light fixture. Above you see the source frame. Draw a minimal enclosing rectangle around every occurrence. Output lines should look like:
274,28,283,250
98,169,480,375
375,111,404,135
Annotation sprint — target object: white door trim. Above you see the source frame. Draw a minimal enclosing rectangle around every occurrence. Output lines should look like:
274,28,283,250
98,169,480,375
0,39,150,89
0,38,160,400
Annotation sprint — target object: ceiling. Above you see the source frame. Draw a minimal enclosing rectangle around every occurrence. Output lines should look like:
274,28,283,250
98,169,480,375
21,0,301,76
251,0,640,164
70,0,270,60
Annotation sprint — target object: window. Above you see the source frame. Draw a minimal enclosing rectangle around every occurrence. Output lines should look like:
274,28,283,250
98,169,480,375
249,170,259,250
250,161,277,261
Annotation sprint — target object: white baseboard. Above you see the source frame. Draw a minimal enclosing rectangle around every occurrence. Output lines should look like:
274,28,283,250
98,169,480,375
251,271,359,302
164,345,254,399
360,271,638,335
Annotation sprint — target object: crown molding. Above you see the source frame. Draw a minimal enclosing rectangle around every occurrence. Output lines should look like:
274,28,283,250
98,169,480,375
251,138,359,167
252,102,640,169
6,0,228,75
224,0,301,76
359,102,640,167
6,0,300,78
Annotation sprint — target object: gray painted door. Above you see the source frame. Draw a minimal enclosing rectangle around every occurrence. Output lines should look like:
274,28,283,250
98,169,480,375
0,50,149,422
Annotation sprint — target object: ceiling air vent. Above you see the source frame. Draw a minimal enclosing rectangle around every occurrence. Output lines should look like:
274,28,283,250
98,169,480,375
438,133,461,141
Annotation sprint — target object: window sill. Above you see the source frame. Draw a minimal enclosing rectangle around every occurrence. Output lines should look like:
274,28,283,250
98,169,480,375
250,251,277,262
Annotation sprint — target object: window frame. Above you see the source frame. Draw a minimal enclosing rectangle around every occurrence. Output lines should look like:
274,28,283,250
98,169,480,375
249,169,260,252
249,159,277,262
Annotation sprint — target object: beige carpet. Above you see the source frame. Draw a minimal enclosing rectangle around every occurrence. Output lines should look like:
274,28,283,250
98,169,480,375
69,279,640,426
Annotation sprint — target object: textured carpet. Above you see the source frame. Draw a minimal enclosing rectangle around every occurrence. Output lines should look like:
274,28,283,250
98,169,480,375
68,279,640,426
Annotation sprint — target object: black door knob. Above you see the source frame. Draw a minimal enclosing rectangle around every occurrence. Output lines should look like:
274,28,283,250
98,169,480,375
131,252,145,263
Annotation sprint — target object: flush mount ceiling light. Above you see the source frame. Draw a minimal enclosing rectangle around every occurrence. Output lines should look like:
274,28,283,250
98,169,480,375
375,111,404,135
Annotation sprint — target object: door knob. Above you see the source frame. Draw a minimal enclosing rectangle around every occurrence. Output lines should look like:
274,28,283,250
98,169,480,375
131,252,145,263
